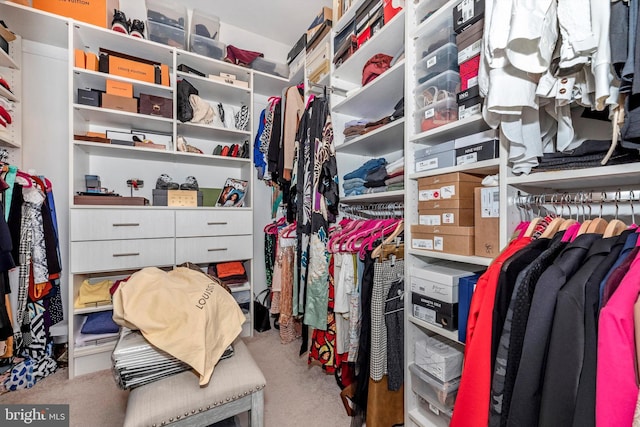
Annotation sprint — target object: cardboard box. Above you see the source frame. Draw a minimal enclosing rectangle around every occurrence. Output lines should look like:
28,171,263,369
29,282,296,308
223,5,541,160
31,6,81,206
74,195,149,206
74,49,86,69
152,189,203,207
77,89,101,107
33,0,118,28
418,179,482,201
410,262,483,304
85,52,99,71
411,224,475,256
106,79,133,98
418,171,483,187
475,186,500,257
414,335,464,381
418,198,474,211
412,293,458,331
308,6,333,35
414,140,456,172
101,93,138,113
419,208,474,227
453,0,485,34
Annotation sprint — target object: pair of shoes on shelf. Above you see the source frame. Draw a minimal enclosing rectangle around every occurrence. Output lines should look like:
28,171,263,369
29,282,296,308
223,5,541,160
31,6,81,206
213,142,249,158
112,9,145,39
155,174,199,191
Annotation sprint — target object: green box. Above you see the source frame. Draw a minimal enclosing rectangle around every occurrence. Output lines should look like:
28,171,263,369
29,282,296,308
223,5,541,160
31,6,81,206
201,187,222,207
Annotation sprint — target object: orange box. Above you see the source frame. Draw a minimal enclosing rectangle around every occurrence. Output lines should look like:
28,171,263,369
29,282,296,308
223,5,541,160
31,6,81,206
106,79,133,98
74,49,85,69
33,0,118,28
85,52,99,71
101,93,138,114
107,55,156,84
161,64,170,87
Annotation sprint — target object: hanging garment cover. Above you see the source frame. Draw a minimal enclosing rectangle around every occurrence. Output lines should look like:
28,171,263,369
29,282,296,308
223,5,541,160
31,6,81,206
113,267,246,386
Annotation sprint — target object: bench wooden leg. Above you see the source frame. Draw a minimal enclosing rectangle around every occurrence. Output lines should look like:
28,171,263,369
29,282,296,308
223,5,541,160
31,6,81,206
250,389,264,427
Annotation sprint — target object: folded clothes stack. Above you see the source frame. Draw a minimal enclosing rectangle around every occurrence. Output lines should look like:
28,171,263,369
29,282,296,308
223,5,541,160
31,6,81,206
75,310,120,347
342,97,404,143
343,157,387,196
208,261,248,286
531,139,640,172
74,279,113,309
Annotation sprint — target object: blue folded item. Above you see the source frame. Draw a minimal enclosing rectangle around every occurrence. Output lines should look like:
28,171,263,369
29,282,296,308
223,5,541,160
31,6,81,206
343,178,366,190
345,186,365,196
458,274,481,343
343,158,387,181
81,310,120,335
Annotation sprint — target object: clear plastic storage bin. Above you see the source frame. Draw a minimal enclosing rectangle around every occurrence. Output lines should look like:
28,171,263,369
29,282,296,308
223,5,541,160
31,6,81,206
417,96,459,132
409,363,460,411
190,9,220,40
252,57,289,78
191,37,226,61
416,43,459,84
146,0,186,49
414,70,461,109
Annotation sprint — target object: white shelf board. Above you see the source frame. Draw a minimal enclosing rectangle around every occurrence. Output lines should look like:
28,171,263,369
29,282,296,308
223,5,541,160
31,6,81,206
0,48,18,72
177,121,251,142
74,104,173,133
409,158,500,180
74,304,114,315
408,408,450,427
341,189,405,203
175,50,252,82
0,84,18,102
74,340,117,357
333,59,405,118
74,68,172,98
336,118,405,156
73,140,250,167
334,0,368,33
176,71,251,105
0,1,69,49
408,315,461,344
74,22,174,65
410,114,490,144
253,70,289,96
408,247,493,266
333,10,406,85
0,130,19,148
507,162,640,191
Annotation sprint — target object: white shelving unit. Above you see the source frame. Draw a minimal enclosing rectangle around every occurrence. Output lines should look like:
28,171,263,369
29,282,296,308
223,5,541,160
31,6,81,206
0,28,21,155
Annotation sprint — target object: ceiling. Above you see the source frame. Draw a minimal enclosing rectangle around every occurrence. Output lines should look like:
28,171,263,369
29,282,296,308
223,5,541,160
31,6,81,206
184,0,334,46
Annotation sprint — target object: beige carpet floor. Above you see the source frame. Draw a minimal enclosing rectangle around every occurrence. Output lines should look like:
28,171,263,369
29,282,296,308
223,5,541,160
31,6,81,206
0,328,352,426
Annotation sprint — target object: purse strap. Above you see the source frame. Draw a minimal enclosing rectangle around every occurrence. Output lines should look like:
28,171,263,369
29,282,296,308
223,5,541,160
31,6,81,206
254,287,272,307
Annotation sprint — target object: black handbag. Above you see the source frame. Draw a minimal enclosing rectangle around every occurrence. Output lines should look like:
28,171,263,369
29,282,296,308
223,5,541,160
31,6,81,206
253,288,272,332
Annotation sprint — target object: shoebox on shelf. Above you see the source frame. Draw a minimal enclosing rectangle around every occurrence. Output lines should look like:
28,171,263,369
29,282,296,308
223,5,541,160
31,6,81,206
412,292,458,331
77,89,101,107
383,0,403,23
410,261,483,304
417,171,483,202
152,189,203,207
411,224,475,257
106,80,133,98
74,195,149,206
453,0,485,34
414,140,455,173
208,73,249,88
85,52,99,71
307,6,333,39
75,49,86,69
414,334,463,382
456,19,483,65
460,54,480,90
32,0,118,28
457,84,482,120
419,206,474,227
475,186,500,257
455,128,499,166
287,33,307,65
99,48,170,86
101,93,138,114
139,93,173,118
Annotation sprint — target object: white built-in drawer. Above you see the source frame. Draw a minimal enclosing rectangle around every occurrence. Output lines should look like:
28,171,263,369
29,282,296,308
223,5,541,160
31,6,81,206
175,210,252,237
70,209,175,241
175,235,253,264
70,238,175,273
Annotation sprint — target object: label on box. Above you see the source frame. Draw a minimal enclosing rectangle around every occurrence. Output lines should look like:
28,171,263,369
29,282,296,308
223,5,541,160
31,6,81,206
442,213,455,224
441,185,456,199
427,56,437,68
429,403,440,416
416,158,438,172
457,152,478,165
434,236,444,251
482,187,500,217
413,238,434,250
468,76,479,88
459,102,482,119
420,215,441,226
459,40,482,64
425,108,435,119
419,189,441,201
458,0,474,23
413,304,436,324
220,72,236,80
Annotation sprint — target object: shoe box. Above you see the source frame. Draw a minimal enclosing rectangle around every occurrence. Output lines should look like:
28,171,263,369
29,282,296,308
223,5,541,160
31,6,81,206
457,85,482,120
453,0,485,34
454,128,499,166
411,224,475,257
474,186,500,257
414,334,463,382
152,189,203,207
414,140,455,173
33,0,119,28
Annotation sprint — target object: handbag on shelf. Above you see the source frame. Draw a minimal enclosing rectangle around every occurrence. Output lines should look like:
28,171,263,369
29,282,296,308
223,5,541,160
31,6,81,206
253,288,272,333
139,94,173,119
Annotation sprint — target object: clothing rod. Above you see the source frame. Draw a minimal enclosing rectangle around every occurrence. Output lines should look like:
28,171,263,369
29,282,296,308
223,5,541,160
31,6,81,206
339,202,404,219
308,82,348,96
516,190,640,205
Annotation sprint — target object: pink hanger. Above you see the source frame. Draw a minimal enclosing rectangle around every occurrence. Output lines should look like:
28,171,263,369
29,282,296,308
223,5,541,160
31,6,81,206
346,219,395,252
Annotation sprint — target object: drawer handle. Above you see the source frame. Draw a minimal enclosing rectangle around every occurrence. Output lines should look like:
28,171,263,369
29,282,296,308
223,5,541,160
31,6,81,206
112,252,140,257
207,222,228,225
207,248,228,252
112,223,140,227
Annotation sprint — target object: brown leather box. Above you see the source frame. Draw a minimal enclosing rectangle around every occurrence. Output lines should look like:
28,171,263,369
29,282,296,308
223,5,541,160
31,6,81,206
74,195,149,206
139,94,173,119
101,93,138,113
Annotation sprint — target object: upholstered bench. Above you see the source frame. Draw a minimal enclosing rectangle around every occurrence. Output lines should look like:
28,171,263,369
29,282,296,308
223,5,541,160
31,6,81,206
123,339,266,427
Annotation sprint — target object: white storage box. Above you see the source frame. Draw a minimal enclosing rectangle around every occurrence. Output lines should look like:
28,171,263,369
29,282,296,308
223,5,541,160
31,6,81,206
410,262,483,303
415,334,463,382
